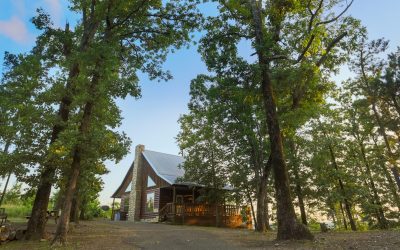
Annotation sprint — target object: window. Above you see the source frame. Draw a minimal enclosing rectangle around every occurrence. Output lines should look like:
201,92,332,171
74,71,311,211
147,176,156,187
124,196,129,211
146,192,155,212
125,183,131,192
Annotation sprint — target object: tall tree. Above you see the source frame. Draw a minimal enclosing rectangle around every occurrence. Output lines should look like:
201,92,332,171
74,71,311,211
52,0,201,244
26,8,96,239
350,38,400,193
178,60,272,231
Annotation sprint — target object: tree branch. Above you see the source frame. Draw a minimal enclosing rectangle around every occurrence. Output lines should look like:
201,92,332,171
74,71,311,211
307,0,324,33
296,35,315,63
112,0,147,29
316,31,348,67
316,0,354,26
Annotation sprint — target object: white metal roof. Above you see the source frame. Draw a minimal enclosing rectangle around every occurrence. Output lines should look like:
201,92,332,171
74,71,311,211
142,150,185,184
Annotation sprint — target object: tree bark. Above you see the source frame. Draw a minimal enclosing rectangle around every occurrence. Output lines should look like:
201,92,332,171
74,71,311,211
25,167,55,240
70,192,81,224
249,0,313,240
255,175,267,232
52,147,83,244
295,173,308,226
339,201,348,230
0,142,11,207
288,140,308,225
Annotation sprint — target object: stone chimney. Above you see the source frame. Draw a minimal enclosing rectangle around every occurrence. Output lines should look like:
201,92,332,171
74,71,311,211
128,144,145,221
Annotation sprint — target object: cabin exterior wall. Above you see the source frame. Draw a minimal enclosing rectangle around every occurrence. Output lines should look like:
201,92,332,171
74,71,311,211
138,153,170,221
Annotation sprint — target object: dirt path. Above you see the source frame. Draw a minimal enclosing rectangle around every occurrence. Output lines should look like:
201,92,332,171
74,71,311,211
2,220,400,249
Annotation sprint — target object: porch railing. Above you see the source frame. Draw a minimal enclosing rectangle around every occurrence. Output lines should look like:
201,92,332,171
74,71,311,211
160,203,242,217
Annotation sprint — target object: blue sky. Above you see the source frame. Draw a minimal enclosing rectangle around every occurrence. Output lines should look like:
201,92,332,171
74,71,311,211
1,0,400,204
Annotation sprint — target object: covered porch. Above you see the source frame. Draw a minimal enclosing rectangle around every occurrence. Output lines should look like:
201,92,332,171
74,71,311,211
158,184,251,228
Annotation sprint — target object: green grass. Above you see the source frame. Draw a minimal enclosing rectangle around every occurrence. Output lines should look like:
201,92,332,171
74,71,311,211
6,217,27,223
1,203,31,218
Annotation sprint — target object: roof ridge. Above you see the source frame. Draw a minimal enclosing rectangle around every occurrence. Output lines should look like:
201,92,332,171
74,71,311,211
143,149,183,158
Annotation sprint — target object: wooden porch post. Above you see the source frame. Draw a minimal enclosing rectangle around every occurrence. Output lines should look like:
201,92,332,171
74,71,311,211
172,186,176,224
182,203,185,224
215,204,219,227
192,187,195,204
173,186,176,205
111,198,115,221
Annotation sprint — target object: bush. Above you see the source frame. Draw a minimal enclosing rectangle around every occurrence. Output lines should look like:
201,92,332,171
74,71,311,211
83,199,110,220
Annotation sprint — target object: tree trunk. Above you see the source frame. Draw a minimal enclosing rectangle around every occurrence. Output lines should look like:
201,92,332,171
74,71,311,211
79,206,86,221
0,171,11,207
52,148,83,245
295,176,307,226
327,145,357,231
371,101,400,192
52,34,104,243
79,197,87,221
26,18,98,240
391,167,400,193
0,141,11,207
359,50,400,193
371,137,400,213
328,204,337,227
52,96,96,245
249,0,313,240
264,191,272,230
358,141,388,229
390,93,400,118
288,140,308,225
246,190,257,229
339,201,348,230
70,193,81,224
25,168,55,240
255,176,267,232
52,96,96,244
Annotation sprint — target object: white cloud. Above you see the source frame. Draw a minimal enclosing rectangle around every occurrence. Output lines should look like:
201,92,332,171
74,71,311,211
43,0,62,26
0,16,30,44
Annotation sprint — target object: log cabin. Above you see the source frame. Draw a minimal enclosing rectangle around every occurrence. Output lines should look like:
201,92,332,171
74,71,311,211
111,145,251,228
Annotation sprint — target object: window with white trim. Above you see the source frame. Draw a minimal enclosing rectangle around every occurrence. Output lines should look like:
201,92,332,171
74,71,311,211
146,192,155,212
